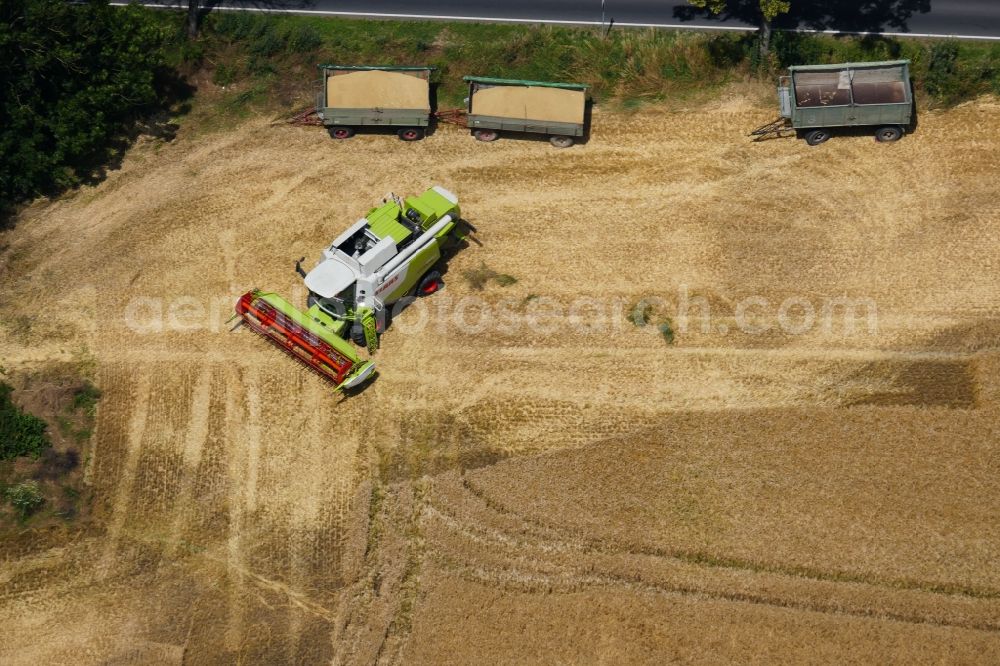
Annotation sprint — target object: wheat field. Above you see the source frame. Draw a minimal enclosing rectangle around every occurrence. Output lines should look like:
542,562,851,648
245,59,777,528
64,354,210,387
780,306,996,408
0,92,998,663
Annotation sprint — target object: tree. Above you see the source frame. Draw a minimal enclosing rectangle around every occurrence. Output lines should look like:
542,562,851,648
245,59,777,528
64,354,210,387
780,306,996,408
687,0,791,60
0,0,171,222
187,0,199,38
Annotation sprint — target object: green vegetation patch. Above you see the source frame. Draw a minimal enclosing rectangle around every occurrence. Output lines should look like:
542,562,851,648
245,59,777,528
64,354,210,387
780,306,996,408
0,0,181,223
5,481,45,521
193,14,1000,109
463,264,518,290
629,299,675,345
4,4,1000,225
0,383,50,460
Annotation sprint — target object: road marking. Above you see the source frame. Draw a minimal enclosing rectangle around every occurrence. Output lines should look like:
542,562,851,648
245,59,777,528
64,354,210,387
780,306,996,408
116,4,1000,41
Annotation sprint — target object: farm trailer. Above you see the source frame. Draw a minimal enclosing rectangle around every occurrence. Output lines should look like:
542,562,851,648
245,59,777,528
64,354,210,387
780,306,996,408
463,76,589,148
233,186,470,392
771,60,913,145
317,65,434,141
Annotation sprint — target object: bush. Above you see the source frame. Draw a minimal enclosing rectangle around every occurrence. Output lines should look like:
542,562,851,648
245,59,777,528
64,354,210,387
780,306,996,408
249,26,285,58
284,23,323,53
72,381,102,416
6,481,45,520
462,264,517,290
0,383,50,460
920,40,999,106
925,40,960,101
212,63,238,87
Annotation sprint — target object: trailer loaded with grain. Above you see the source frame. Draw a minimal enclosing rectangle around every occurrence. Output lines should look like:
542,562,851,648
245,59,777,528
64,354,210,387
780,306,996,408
775,60,914,145
463,77,588,148
317,65,434,141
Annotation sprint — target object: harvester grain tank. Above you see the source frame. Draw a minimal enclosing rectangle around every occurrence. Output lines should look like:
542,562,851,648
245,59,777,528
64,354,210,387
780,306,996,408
463,76,589,148
773,60,913,145
234,186,468,391
317,65,434,141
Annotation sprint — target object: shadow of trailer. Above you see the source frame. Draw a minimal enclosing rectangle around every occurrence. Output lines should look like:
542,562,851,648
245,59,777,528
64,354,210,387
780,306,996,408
317,65,434,141
779,60,914,145
463,76,590,148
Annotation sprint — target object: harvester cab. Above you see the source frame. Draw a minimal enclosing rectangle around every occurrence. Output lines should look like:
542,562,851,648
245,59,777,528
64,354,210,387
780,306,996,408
234,186,465,392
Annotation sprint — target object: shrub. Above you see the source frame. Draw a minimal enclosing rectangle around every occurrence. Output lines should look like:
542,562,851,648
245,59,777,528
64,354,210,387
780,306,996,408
925,40,961,102
0,383,50,460
284,23,323,53
658,321,676,344
72,381,102,416
629,300,654,327
212,63,238,87
6,481,45,520
462,264,517,290
248,26,285,58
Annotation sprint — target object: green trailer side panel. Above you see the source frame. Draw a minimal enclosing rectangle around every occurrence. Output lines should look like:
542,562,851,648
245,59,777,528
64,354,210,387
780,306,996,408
787,59,910,72
466,114,584,137
321,108,430,127
254,292,362,364
319,65,437,72
463,75,588,90
366,203,412,245
788,60,912,130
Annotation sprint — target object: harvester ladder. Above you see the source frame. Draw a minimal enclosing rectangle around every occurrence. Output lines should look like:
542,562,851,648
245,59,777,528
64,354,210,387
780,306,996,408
360,308,379,354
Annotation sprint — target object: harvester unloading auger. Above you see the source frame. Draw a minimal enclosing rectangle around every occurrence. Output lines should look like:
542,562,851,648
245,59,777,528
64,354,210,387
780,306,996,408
234,186,469,391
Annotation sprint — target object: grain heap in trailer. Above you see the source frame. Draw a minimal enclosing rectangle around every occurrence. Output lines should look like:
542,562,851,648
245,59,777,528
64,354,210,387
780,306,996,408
317,65,434,141
463,76,588,148
764,60,914,145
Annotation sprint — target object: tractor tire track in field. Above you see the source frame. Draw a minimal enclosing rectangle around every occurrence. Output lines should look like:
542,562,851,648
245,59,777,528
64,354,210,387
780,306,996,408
417,471,1000,634
2,100,999,661
98,370,151,580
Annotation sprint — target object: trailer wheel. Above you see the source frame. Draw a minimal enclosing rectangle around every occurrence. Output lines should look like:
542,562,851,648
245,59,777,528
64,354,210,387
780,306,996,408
330,127,355,140
417,271,443,296
549,135,574,149
474,129,499,142
397,127,424,141
804,129,831,146
875,126,903,142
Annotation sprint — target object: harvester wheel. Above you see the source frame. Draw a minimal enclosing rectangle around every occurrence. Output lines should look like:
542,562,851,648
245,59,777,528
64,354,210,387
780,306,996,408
474,129,499,142
875,126,903,142
351,327,366,346
398,127,425,141
330,127,355,140
351,318,385,346
417,271,443,296
804,129,830,146
549,135,574,148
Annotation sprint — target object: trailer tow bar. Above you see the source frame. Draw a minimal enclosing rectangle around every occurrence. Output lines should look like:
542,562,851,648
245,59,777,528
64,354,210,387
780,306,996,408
750,117,794,141
434,108,468,127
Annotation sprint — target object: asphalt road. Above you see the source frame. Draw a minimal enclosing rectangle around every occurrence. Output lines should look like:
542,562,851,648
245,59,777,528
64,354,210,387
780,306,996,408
134,1,1000,39
123,0,1000,40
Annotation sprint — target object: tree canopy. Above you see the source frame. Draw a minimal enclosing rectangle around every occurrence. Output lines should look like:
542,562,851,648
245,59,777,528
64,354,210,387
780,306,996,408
0,0,172,221
687,0,792,24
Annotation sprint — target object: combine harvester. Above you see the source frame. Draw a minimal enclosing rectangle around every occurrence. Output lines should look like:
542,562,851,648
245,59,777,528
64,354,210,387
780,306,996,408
234,186,468,391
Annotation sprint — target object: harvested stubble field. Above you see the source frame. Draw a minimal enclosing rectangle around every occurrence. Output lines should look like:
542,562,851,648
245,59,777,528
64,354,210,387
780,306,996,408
1,92,999,664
